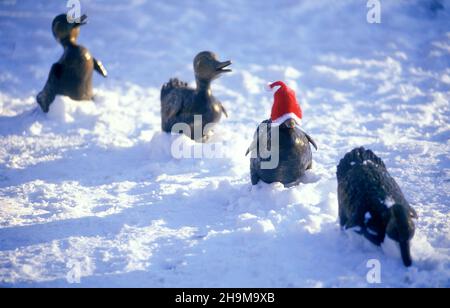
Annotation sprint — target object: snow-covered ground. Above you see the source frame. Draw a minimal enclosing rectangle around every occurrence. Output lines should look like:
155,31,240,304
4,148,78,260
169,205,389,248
0,0,449,287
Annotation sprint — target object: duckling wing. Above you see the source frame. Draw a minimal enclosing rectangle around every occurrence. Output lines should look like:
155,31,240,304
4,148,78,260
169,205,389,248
294,127,318,151
221,104,228,118
93,58,108,77
246,120,271,156
161,79,191,120
163,91,185,120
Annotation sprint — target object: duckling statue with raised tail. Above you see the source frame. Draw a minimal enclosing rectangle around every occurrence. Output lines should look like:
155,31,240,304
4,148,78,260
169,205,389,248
246,81,317,187
161,51,232,141
37,14,107,113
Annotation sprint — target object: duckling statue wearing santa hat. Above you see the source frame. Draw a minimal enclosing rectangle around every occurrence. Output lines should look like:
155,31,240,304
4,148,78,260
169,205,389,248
246,81,317,187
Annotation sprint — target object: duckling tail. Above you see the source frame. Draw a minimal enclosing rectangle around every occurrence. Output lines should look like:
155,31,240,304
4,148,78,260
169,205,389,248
161,78,188,100
337,147,386,180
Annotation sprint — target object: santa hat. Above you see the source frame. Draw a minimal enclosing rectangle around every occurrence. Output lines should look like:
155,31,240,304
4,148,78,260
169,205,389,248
268,81,303,126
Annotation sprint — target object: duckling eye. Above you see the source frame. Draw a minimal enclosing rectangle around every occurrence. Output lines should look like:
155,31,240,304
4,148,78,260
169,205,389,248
195,58,205,70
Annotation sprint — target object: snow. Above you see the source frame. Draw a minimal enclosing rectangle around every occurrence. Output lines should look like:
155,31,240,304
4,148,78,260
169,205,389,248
0,0,449,287
385,196,396,208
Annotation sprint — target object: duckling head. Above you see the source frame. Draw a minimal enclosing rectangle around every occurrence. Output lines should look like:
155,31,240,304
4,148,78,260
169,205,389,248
194,51,232,82
386,203,416,267
52,13,87,45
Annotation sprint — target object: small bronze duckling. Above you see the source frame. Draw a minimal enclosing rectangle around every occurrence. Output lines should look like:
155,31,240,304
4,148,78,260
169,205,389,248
37,14,107,113
161,51,231,141
246,81,317,187
337,147,418,267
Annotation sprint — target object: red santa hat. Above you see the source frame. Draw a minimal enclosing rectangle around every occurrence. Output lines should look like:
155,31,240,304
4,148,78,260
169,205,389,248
268,81,303,126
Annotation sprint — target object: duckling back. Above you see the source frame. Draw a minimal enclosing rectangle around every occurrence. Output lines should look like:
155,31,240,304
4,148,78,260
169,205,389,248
249,121,313,186
337,147,391,227
58,44,95,100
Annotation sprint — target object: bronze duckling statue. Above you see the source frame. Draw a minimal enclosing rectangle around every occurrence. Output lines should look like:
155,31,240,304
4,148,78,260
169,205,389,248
246,81,317,187
337,147,418,267
37,14,107,113
161,51,231,141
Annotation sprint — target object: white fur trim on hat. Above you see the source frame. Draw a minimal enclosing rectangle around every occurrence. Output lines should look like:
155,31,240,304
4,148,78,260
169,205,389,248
271,113,302,126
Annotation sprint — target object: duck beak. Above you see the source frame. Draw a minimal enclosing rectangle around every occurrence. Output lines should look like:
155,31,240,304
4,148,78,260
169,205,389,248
216,60,232,74
73,14,88,27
